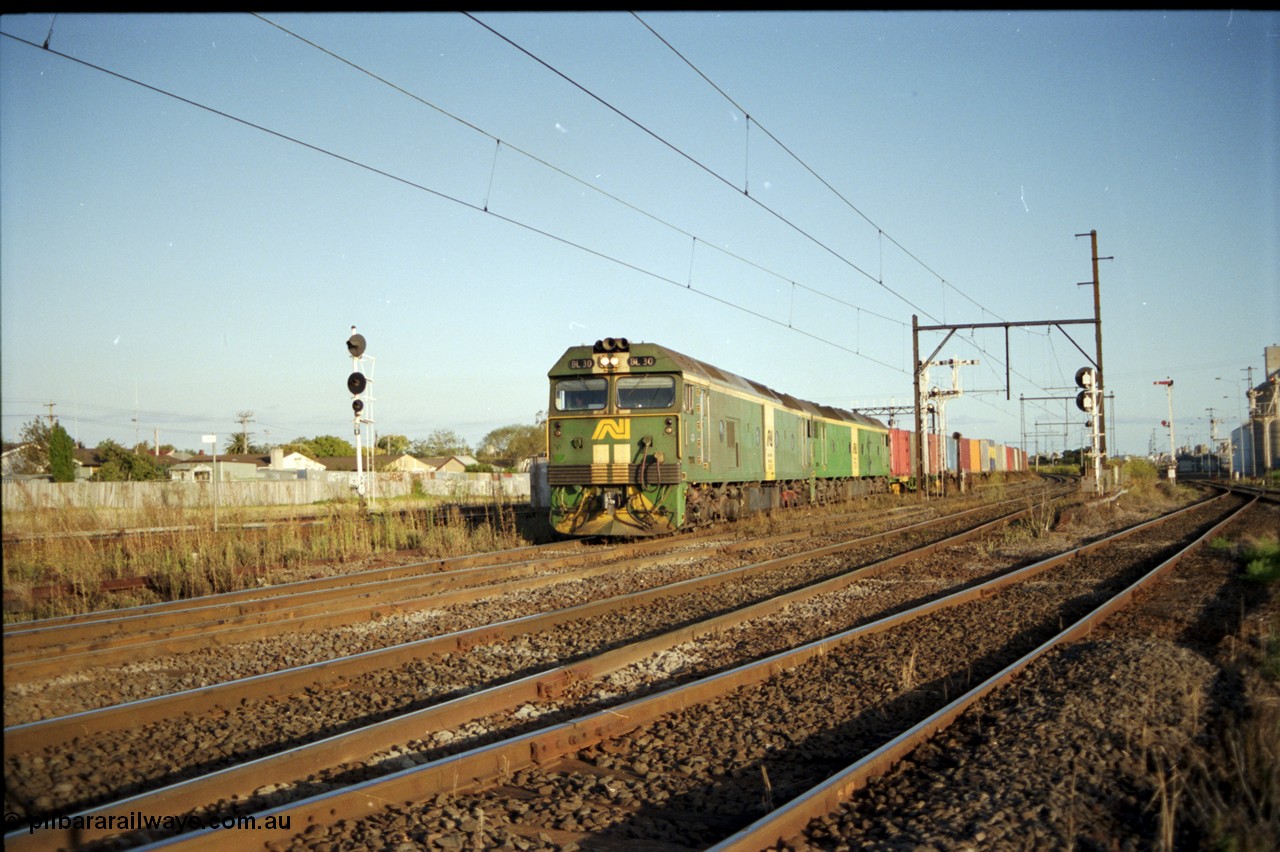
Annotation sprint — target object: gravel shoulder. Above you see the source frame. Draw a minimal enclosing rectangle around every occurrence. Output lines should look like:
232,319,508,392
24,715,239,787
798,499,1279,851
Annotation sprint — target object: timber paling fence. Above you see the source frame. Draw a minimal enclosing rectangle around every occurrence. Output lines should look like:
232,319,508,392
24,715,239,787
1,471,532,512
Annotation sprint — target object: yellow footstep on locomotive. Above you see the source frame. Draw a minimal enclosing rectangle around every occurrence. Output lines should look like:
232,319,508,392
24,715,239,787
545,337,896,536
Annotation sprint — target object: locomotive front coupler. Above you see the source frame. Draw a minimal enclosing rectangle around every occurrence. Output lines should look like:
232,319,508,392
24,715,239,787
603,487,627,512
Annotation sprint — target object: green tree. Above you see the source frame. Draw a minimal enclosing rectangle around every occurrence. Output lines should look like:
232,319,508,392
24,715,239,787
411,429,473,458
48,423,76,482
277,435,357,459
308,435,357,458
92,440,166,481
12,417,52,474
278,438,315,457
478,422,545,465
377,434,411,455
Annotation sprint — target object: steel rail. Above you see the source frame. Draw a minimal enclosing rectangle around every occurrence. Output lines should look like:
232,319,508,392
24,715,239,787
3,487,1053,681
12,490,1223,851
5,493,1073,849
0,538,590,638
1202,480,1280,505
709,495,1256,850
2,478,1051,639
1,529,739,679
2,547,620,664
2,505,1038,850
3,491,1052,756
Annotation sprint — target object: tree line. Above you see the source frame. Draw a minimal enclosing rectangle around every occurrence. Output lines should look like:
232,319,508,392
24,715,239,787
5,416,547,482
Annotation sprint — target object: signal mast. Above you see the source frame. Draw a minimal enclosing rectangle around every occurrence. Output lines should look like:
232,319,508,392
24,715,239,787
346,327,375,501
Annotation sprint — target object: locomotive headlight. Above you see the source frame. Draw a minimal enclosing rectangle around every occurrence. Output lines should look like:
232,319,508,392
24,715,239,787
664,417,674,435
553,421,562,437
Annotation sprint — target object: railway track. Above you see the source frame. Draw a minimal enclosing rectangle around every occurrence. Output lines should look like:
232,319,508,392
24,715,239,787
225,493,1254,852
3,489,1047,721
3,483,1054,842
8,481,1257,850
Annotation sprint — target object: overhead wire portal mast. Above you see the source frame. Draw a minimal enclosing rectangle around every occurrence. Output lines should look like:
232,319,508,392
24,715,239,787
911,231,1110,495
911,315,1099,496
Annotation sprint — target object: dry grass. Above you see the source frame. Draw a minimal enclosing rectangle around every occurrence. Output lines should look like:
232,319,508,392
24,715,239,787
1150,533,1280,852
1167,622,1279,852
2,499,527,623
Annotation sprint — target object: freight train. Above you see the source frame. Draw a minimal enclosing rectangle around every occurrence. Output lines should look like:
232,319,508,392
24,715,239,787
545,338,1025,536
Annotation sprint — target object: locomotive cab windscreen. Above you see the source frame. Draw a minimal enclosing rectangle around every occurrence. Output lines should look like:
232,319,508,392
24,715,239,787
555,377,608,411
616,375,676,410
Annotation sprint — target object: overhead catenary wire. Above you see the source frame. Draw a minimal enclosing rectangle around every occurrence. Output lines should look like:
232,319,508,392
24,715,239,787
632,12,1001,323
0,26,903,379
3,15,1075,442
257,14,909,330
465,12,940,325
617,13,1066,402
450,14,1053,397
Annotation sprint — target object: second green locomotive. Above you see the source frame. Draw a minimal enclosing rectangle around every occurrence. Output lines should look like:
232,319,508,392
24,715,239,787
546,338,893,536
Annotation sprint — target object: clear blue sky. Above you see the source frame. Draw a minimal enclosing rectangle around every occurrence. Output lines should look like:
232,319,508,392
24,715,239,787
2,11,1276,457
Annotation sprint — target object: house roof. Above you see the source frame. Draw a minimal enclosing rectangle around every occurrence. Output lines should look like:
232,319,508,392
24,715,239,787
423,455,475,468
186,452,271,467
316,454,422,472
73,447,102,467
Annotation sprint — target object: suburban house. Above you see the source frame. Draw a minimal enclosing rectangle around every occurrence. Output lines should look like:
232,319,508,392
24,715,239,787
423,455,479,473
1,443,33,478
316,454,435,474
313,455,480,474
168,449,324,482
4,443,490,484
72,447,103,480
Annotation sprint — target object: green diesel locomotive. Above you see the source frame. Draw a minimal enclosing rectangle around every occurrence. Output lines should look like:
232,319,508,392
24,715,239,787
546,338,893,536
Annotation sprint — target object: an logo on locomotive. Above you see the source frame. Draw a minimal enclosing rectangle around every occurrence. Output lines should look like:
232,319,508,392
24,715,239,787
591,418,631,441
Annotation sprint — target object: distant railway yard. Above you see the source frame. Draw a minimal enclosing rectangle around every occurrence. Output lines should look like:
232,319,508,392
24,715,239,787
4,477,1278,851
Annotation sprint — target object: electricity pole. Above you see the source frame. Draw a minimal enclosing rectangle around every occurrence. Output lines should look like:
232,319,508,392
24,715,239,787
1076,230,1112,458
235,410,255,453
1154,378,1176,481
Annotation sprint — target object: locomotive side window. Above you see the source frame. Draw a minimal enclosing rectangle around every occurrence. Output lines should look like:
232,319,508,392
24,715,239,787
617,375,676,410
555,377,608,411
